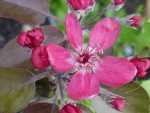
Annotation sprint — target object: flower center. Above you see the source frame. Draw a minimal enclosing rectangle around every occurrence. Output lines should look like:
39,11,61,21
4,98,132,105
75,47,99,73
77,53,91,64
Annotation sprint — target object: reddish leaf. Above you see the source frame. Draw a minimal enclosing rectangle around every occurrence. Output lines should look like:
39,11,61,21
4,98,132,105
0,0,58,24
0,38,31,67
43,25,65,44
23,103,59,113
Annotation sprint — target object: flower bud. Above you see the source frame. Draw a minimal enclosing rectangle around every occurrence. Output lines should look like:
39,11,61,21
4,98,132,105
128,15,142,28
60,104,82,113
32,45,49,70
111,97,126,111
113,0,125,6
130,57,150,78
17,27,45,48
68,0,95,10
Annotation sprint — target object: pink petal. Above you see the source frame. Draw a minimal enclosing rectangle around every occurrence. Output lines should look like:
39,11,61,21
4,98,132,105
65,13,83,51
96,56,137,88
31,45,49,70
89,18,120,51
67,72,100,100
47,44,74,73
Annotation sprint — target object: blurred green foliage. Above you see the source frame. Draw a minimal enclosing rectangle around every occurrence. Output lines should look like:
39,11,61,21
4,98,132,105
49,0,67,19
113,21,150,57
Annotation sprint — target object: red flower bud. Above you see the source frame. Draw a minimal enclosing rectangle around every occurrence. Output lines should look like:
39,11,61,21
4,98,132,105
111,97,126,111
113,0,125,6
32,45,49,70
17,28,45,48
128,15,142,28
68,0,95,10
130,57,150,78
60,104,82,113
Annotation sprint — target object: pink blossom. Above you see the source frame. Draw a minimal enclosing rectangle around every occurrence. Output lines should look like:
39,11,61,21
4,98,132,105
17,28,45,48
59,104,82,113
113,0,125,6
130,57,150,78
128,15,142,28
111,97,126,111
68,0,95,10
47,13,137,100
32,45,49,70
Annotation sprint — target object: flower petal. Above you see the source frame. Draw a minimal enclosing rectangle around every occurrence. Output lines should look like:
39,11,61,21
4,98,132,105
96,56,137,88
67,72,100,100
89,18,120,51
47,44,74,73
65,13,83,51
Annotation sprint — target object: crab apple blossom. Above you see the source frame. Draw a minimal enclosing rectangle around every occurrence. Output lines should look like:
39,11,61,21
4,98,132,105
68,0,95,10
130,57,150,78
127,15,142,28
32,45,49,70
59,104,82,113
46,13,137,100
111,97,126,111
17,27,45,48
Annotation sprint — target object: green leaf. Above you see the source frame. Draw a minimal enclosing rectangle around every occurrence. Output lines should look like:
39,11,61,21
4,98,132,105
141,80,150,97
79,100,96,113
92,82,150,113
0,67,35,113
49,0,67,20
80,100,92,107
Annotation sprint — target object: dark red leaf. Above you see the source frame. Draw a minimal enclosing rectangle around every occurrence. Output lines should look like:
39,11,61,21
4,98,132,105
23,103,59,113
43,25,65,44
0,0,60,24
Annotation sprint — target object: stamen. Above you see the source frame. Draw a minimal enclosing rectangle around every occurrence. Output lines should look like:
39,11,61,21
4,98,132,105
75,47,100,73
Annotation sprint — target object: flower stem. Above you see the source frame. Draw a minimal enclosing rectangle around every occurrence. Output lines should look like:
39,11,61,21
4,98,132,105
100,88,124,101
56,74,65,104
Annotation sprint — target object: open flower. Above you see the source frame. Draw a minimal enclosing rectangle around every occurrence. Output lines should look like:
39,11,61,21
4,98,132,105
47,13,137,100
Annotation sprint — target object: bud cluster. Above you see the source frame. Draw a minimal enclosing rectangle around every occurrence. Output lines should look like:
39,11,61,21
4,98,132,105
17,27,49,70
